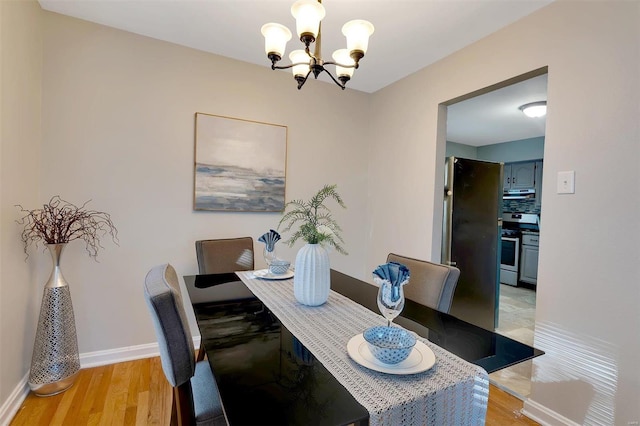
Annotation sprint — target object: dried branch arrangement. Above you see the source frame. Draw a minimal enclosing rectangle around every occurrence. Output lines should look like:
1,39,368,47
16,196,118,259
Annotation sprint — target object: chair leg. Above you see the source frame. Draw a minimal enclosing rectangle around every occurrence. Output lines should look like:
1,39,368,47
170,393,178,425
173,384,195,426
196,341,206,361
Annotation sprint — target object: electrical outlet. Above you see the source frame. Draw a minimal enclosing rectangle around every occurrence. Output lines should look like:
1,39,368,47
557,171,575,194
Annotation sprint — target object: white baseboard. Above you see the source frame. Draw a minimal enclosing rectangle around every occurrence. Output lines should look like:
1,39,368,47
80,335,201,368
0,336,201,425
0,373,28,426
79,342,159,368
523,399,581,426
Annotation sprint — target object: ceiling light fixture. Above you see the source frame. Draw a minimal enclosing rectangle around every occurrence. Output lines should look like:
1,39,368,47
519,101,547,118
261,0,374,90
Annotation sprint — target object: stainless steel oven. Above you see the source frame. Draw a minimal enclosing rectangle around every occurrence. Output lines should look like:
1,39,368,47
500,213,540,287
500,236,520,286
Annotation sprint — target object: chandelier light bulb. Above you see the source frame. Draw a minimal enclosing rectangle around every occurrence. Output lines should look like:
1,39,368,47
261,23,292,61
291,0,325,42
289,50,310,78
332,49,355,79
342,20,375,58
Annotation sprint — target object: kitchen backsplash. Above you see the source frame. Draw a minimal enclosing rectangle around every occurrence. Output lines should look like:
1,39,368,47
503,198,541,214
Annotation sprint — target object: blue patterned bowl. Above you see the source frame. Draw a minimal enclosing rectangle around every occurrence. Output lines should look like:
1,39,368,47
269,259,290,275
363,326,416,364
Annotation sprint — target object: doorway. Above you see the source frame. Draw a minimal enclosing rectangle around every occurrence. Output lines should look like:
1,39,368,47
443,70,547,399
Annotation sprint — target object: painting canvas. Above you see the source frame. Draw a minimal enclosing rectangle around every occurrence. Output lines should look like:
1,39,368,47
194,113,287,211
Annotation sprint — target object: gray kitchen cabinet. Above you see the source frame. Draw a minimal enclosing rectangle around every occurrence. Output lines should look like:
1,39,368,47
504,161,536,190
520,233,539,285
503,164,512,190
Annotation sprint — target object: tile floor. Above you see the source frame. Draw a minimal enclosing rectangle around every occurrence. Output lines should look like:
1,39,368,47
489,284,537,399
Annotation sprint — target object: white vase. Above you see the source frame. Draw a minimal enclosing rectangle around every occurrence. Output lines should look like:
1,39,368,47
294,243,330,306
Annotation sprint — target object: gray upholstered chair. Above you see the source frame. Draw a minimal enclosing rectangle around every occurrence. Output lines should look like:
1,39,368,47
144,263,227,426
386,253,460,313
195,237,254,275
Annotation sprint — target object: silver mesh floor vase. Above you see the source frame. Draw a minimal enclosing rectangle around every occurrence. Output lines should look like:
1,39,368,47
29,244,80,396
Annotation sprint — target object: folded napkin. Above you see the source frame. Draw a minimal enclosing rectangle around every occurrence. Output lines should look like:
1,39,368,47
258,229,281,252
373,262,410,303
373,261,410,286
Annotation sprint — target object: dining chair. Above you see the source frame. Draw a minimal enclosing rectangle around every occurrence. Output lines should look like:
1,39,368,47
195,237,254,275
194,237,255,359
143,263,227,426
386,253,460,313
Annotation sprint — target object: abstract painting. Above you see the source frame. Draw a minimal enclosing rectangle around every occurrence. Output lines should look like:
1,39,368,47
194,113,287,211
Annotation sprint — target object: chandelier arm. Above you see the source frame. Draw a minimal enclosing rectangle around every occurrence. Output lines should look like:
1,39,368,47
272,61,312,71
321,68,346,90
322,60,358,69
296,69,313,90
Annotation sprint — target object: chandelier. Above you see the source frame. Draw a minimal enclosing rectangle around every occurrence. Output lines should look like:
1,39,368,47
261,0,374,90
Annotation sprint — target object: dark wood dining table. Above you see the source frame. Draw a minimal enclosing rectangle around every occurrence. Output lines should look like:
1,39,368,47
184,270,543,425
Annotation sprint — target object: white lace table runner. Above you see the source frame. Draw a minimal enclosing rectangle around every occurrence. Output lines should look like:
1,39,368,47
237,271,489,426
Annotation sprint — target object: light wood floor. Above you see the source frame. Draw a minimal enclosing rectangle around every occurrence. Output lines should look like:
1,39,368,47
10,356,539,425
491,284,537,399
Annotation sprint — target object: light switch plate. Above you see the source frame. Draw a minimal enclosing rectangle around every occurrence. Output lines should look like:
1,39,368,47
557,171,575,194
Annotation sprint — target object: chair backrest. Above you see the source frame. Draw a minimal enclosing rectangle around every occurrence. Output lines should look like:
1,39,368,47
195,237,254,275
143,263,195,387
386,253,460,313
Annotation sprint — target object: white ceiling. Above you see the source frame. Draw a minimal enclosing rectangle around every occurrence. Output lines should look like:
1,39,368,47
38,0,552,145
447,73,548,146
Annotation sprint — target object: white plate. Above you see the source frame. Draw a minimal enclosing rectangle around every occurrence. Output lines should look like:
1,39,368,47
253,269,294,280
347,333,436,375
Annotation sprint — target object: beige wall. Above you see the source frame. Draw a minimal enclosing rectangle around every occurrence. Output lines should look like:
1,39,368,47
1,6,371,414
39,12,371,355
369,1,639,424
0,0,43,410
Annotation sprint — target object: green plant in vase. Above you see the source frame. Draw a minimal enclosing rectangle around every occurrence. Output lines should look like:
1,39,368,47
278,184,347,254
278,184,347,306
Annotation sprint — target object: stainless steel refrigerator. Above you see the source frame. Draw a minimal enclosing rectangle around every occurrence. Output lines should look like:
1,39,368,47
442,157,503,331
